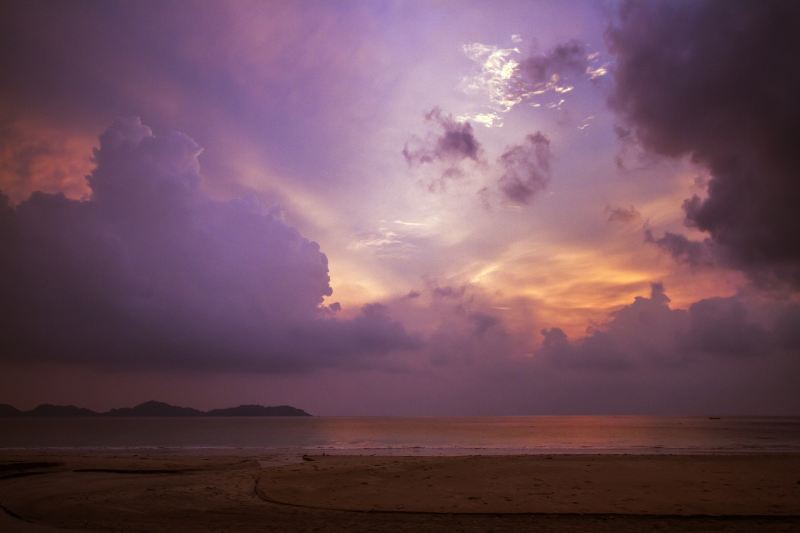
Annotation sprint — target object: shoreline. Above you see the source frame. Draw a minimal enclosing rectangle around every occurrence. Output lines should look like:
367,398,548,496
3,444,800,456
1,451,799,532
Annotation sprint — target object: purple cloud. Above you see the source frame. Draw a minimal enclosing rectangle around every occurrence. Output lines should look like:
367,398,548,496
402,108,484,190
684,296,769,357
496,132,551,205
539,283,786,369
0,118,416,372
423,288,516,367
403,108,482,167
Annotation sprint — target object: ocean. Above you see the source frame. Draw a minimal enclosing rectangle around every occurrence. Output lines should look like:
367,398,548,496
2,416,799,455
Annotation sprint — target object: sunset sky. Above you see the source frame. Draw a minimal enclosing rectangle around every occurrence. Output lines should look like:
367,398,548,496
1,0,798,415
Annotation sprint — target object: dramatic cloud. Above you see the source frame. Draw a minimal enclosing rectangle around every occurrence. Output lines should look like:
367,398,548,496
608,0,800,286
2,1,798,415
496,132,551,205
539,283,789,369
0,118,416,372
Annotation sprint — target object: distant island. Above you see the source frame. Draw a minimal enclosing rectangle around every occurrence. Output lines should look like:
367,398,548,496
0,400,311,417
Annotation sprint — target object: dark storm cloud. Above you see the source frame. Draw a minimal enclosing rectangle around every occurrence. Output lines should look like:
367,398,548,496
605,205,640,224
607,0,800,286
539,283,782,369
496,132,551,205
0,118,416,372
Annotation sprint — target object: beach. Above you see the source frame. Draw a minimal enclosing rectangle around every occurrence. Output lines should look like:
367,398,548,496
2,452,799,532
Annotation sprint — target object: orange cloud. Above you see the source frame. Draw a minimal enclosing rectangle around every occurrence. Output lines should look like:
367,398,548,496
0,118,94,203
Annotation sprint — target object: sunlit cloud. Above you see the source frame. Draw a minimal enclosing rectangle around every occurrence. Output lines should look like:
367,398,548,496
458,35,608,127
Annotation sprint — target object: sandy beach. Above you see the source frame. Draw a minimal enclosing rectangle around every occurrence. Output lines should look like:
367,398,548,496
1,452,798,532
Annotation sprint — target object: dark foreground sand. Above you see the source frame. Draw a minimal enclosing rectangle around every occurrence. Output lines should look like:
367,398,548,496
1,452,799,532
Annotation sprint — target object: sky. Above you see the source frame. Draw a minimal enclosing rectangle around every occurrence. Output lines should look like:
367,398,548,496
1,0,798,415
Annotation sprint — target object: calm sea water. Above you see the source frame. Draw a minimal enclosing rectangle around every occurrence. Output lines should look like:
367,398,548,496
1,416,799,455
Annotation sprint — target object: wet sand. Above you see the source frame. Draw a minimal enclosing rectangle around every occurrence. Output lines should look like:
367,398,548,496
1,452,799,532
